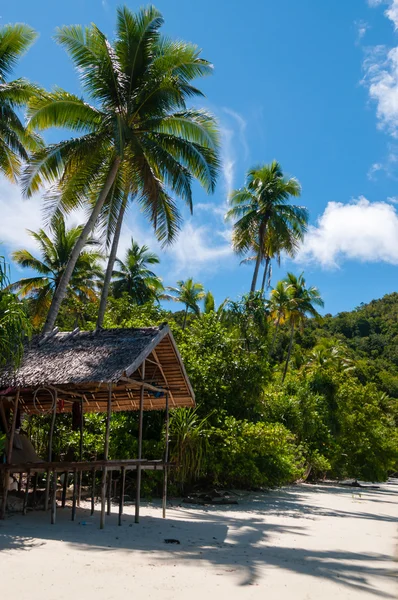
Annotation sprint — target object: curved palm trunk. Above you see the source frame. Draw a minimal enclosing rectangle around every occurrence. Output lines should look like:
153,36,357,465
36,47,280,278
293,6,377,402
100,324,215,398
268,314,281,358
250,250,262,293
96,195,127,330
260,255,271,293
282,321,295,383
42,157,121,335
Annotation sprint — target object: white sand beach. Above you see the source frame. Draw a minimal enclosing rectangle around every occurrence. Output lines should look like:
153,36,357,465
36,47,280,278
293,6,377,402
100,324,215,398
0,481,397,600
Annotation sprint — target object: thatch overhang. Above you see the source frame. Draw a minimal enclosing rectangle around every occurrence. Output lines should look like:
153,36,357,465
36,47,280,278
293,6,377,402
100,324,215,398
0,325,195,413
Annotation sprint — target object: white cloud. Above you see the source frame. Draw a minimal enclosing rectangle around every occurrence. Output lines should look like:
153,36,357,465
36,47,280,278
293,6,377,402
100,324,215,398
223,107,249,160
362,2,398,136
0,178,45,252
162,222,232,277
297,196,398,267
355,20,370,44
387,195,398,202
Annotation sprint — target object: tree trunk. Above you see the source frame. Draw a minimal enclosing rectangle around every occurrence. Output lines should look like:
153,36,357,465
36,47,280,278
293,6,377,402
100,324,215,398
182,306,188,330
96,195,127,330
250,250,262,293
42,158,121,335
260,255,271,293
282,322,295,383
250,220,268,293
268,314,281,358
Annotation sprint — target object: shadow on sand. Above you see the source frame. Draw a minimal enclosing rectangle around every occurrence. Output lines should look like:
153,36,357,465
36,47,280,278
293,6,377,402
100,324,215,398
0,483,397,597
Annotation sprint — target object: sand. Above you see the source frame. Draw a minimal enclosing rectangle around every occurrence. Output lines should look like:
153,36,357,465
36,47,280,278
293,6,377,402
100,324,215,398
0,480,397,599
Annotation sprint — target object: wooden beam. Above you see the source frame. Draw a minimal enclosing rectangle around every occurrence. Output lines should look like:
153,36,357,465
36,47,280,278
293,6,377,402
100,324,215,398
51,470,57,524
135,361,145,524
23,469,30,516
163,392,170,519
44,390,57,511
152,349,176,407
100,383,112,529
118,466,125,526
120,377,167,395
77,399,84,506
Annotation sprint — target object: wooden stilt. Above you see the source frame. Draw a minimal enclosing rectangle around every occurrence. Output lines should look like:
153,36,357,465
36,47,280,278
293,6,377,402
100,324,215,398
32,473,38,508
135,362,145,524
23,470,31,515
44,391,57,511
118,467,125,526
162,393,170,519
61,472,68,508
18,472,23,493
100,384,112,529
71,468,77,521
91,468,95,515
51,470,57,524
1,389,20,520
106,471,111,516
77,399,83,507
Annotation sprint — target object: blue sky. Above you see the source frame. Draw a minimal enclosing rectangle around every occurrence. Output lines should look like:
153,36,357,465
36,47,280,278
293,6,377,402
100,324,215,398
1,0,398,315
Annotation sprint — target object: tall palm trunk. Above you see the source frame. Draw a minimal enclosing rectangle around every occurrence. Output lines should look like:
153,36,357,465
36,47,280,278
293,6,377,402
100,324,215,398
268,314,281,358
96,194,127,330
42,157,121,334
250,220,268,293
260,255,271,293
182,306,189,330
282,321,295,383
250,251,262,293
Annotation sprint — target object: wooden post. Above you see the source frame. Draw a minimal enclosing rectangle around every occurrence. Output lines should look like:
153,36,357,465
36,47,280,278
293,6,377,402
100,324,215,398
118,467,125,526
61,472,68,508
51,469,57,525
71,468,77,521
1,389,20,520
44,390,57,511
32,473,38,508
23,469,31,515
135,361,145,524
77,399,83,507
162,393,170,519
100,384,112,529
91,467,95,515
106,471,111,516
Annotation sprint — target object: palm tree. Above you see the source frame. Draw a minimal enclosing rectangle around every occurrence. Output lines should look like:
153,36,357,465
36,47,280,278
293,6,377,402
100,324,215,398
281,272,324,382
268,279,292,357
0,23,41,181
203,290,229,320
304,339,355,374
165,278,205,329
112,238,164,304
23,5,220,334
0,255,31,367
9,215,103,326
226,161,308,293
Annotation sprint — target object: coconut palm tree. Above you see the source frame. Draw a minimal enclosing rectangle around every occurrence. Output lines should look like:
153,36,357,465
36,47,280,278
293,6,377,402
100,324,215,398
281,272,324,382
165,278,205,329
226,161,308,293
0,23,41,181
203,290,229,320
9,215,103,326
112,238,164,304
23,5,220,334
0,254,31,367
268,279,292,357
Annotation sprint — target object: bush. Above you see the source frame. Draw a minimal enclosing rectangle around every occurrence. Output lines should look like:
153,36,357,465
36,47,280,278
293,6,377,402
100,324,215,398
206,417,302,488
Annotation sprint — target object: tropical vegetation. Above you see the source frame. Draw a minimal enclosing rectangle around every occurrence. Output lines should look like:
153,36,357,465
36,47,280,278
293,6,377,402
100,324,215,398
0,7,397,495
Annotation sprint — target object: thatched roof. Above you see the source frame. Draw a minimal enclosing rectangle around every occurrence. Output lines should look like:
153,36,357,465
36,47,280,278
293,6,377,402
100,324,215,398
0,325,194,413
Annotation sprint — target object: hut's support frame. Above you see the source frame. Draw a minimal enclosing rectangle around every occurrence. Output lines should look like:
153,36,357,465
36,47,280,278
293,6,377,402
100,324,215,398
1,389,20,520
100,384,112,529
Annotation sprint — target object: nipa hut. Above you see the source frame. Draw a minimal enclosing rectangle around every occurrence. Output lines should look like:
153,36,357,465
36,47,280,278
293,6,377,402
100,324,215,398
0,324,195,527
